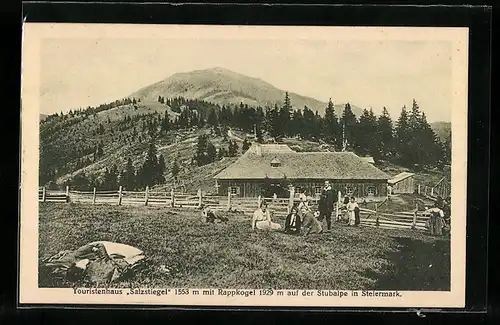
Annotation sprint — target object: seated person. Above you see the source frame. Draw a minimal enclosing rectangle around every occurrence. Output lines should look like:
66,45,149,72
252,201,281,230
201,204,228,223
300,209,323,235
284,205,302,235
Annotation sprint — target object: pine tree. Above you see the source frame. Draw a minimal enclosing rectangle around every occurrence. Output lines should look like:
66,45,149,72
269,104,282,139
301,106,316,140
256,123,264,143
323,98,341,148
357,108,378,156
161,112,170,133
228,140,239,157
124,157,135,190
377,107,394,159
207,107,218,126
207,141,217,163
172,158,180,181
194,135,209,166
156,154,166,184
290,109,303,137
242,138,251,152
340,103,358,151
218,147,228,159
418,112,444,168
279,92,292,137
141,140,159,186
102,165,118,190
406,99,425,168
443,132,452,164
395,105,409,163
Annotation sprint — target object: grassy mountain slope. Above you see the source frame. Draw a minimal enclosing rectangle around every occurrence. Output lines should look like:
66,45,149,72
40,97,244,192
41,100,187,185
130,67,364,117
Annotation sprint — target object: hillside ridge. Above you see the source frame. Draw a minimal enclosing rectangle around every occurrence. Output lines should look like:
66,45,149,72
130,67,365,116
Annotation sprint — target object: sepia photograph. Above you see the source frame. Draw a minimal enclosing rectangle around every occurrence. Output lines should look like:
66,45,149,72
20,23,468,307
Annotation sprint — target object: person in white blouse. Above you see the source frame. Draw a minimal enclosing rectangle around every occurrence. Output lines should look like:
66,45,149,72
252,201,281,230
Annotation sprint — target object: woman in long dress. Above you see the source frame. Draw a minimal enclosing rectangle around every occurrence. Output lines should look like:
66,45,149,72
425,205,445,236
252,201,281,230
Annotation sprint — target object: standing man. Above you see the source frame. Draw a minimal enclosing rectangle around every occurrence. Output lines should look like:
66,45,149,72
318,180,335,230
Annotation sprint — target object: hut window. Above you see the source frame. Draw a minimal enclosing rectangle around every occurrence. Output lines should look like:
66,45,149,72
367,186,376,196
230,187,240,195
345,186,354,195
270,157,281,167
315,186,322,195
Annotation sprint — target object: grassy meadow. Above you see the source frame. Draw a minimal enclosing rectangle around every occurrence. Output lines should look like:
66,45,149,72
38,203,450,291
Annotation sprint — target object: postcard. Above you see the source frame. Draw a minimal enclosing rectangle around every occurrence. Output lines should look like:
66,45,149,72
20,23,468,308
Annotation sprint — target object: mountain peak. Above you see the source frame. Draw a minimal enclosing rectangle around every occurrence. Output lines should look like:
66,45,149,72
130,68,366,116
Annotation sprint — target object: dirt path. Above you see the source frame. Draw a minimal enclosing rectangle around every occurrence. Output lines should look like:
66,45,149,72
158,136,197,151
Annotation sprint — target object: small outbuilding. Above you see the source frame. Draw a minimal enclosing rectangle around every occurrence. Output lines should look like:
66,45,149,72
388,172,415,194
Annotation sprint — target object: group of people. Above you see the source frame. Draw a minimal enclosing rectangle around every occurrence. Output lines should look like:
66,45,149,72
251,181,361,236
202,183,451,238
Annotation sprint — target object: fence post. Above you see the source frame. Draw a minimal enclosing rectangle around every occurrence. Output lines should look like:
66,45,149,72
227,189,232,211
412,201,418,229
42,186,46,202
118,186,123,206
92,187,96,205
145,186,149,206
257,195,261,208
65,186,70,202
431,187,434,197
170,189,175,207
337,191,341,221
198,188,202,208
287,186,295,214
418,184,421,195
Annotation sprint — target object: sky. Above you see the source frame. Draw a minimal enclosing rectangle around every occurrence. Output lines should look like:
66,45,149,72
40,37,453,122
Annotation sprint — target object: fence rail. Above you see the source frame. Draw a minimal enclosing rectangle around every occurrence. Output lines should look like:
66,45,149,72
39,186,432,232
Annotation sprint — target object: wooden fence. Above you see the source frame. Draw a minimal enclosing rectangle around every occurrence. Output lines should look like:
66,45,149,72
415,176,451,201
39,186,431,232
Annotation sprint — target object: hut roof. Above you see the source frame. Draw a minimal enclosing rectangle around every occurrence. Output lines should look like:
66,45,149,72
214,145,389,180
388,172,415,185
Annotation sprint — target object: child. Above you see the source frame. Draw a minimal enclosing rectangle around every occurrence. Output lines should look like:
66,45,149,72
346,196,359,226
